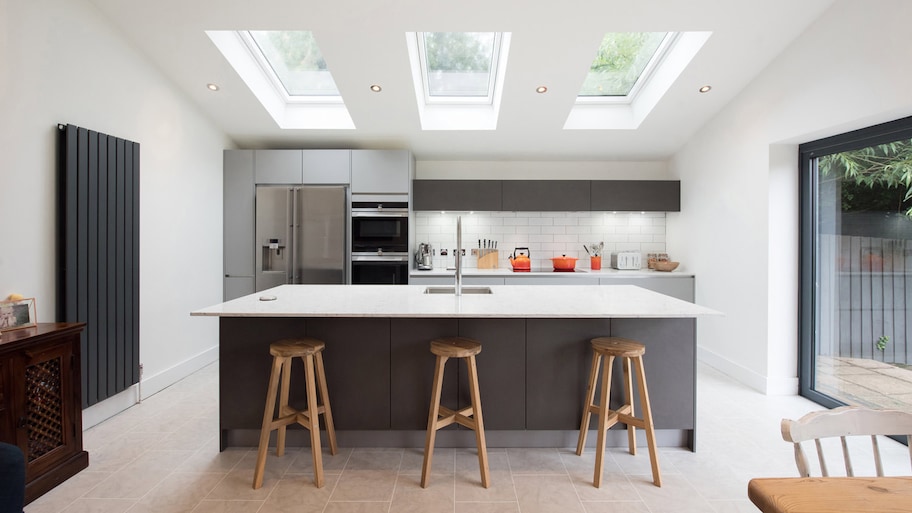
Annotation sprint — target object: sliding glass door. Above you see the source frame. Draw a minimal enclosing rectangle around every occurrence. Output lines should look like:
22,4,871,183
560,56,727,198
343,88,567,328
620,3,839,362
799,117,912,409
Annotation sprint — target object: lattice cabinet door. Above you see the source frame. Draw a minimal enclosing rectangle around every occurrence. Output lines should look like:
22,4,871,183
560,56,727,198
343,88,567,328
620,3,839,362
1,323,88,504
13,340,78,480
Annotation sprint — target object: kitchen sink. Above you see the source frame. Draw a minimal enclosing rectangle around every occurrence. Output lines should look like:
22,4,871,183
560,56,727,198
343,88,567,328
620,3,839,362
423,286,493,295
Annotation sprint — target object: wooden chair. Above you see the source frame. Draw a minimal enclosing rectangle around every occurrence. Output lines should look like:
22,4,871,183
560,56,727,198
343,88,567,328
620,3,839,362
781,405,912,477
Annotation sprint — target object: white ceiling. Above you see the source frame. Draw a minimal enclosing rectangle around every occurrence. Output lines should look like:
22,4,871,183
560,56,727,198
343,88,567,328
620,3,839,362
89,0,834,162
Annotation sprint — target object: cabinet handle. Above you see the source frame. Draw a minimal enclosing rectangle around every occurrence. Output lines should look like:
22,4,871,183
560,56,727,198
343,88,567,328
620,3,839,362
17,416,27,429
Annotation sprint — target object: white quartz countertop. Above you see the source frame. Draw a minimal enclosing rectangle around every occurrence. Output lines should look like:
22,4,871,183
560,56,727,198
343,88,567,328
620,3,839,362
191,284,720,319
409,268,693,278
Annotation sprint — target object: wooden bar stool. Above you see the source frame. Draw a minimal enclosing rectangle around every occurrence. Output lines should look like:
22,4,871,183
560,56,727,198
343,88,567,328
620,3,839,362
253,338,337,489
576,336,661,487
421,337,490,488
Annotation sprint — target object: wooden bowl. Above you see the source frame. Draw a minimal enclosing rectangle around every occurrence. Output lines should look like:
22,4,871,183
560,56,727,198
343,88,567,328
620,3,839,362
654,261,679,272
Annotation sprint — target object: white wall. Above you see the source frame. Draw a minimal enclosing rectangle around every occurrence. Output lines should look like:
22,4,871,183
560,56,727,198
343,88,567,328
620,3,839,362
0,0,230,424
668,0,912,393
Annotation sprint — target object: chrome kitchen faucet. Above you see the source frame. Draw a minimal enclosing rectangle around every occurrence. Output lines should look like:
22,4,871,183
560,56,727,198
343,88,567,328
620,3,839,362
455,216,462,296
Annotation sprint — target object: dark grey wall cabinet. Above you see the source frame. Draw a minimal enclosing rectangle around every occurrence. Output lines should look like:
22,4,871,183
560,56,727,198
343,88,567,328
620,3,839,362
412,180,502,211
590,180,680,212
503,180,591,211
413,180,681,212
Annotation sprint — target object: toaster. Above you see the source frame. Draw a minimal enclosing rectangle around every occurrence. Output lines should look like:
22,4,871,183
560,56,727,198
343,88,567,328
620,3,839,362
610,252,642,270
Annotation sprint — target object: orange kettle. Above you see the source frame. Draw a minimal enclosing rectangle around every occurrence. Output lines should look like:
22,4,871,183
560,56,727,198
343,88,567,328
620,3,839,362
509,247,531,272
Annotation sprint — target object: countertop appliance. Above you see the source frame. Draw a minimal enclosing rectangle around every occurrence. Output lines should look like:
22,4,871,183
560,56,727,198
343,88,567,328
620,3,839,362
509,247,531,272
255,185,347,291
351,201,409,284
610,252,642,270
416,243,433,270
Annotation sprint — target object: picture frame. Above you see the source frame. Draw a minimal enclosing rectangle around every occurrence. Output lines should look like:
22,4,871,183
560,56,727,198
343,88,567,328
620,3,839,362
0,297,37,332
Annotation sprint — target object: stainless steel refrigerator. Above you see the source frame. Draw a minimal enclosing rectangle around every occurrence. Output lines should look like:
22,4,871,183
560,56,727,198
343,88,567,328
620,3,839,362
255,185,348,291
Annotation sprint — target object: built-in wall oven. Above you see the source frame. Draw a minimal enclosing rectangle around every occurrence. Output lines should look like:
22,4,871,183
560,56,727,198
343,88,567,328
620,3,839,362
351,201,409,284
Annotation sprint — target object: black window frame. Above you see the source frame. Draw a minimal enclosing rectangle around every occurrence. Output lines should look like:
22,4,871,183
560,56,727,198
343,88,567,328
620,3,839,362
799,115,912,407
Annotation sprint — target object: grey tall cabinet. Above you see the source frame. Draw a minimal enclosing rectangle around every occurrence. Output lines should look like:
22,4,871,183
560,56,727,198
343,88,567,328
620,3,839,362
223,150,255,300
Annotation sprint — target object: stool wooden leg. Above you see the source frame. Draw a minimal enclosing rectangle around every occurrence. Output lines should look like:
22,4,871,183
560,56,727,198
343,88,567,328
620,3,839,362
276,357,292,457
304,354,325,488
576,351,603,456
623,356,636,456
466,355,491,488
253,356,283,489
314,351,337,455
421,355,447,488
633,356,661,487
594,355,615,488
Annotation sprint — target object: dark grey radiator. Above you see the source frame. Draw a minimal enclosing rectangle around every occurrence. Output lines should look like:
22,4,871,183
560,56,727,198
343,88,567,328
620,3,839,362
57,124,140,408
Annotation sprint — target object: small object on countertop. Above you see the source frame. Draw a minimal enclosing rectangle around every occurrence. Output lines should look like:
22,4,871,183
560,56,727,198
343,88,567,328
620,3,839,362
259,295,277,301
590,256,602,270
653,261,679,272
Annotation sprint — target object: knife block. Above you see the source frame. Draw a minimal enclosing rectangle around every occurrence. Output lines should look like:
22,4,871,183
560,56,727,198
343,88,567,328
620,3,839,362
476,249,499,269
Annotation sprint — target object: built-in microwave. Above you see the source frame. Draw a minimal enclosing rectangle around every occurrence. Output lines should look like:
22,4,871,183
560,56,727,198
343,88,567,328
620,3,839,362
351,201,408,253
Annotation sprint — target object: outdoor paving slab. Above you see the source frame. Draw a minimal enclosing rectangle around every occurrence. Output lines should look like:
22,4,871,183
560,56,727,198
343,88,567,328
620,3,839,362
840,373,912,394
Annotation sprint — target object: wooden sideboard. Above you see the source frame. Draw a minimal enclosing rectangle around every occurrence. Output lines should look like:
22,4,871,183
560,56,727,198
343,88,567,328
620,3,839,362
0,322,88,504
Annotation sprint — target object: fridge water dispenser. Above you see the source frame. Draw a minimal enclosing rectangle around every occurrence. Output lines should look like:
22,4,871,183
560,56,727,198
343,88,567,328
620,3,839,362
261,238,287,272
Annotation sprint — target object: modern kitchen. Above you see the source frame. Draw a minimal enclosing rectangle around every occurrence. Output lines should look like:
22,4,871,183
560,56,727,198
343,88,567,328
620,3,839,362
3,0,912,511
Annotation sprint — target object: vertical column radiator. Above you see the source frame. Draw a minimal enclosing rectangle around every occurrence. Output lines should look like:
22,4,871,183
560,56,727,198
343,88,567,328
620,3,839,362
57,124,140,408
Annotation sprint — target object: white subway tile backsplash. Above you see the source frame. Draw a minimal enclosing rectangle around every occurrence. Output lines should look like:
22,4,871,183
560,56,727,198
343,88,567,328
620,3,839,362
414,211,667,268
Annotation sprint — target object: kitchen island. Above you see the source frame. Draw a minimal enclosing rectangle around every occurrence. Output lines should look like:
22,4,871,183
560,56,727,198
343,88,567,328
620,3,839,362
192,284,718,451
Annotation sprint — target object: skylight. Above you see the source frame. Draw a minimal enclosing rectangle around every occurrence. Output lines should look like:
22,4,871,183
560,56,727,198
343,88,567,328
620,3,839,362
406,31,511,130
579,32,671,99
206,30,354,129
418,32,501,103
246,31,340,98
564,31,711,130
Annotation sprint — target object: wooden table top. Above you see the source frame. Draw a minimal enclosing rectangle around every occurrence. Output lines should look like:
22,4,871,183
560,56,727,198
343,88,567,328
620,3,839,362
748,476,912,513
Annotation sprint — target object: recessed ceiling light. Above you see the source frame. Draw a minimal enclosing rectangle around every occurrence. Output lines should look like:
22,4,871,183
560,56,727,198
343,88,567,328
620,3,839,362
370,84,382,92
207,83,220,91
536,86,548,94
698,85,712,93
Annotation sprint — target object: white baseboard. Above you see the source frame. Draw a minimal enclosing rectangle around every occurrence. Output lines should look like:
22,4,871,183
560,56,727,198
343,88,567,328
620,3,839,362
82,345,218,429
697,345,799,395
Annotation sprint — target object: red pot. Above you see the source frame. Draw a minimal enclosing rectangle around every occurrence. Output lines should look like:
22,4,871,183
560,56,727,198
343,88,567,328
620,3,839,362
551,255,578,271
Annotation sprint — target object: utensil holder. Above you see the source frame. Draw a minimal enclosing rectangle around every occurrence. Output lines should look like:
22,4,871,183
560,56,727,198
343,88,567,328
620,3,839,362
590,256,601,270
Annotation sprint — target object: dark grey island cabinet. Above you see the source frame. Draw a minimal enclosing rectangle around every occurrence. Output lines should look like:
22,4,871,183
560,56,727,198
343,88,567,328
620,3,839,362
197,284,714,452
217,315,695,450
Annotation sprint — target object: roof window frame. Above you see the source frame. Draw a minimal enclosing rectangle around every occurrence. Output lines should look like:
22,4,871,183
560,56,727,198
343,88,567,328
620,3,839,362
239,30,344,105
415,32,504,106
576,32,681,105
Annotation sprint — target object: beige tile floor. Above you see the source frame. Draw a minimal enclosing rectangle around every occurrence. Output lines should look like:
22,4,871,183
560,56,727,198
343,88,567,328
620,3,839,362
24,362,912,513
